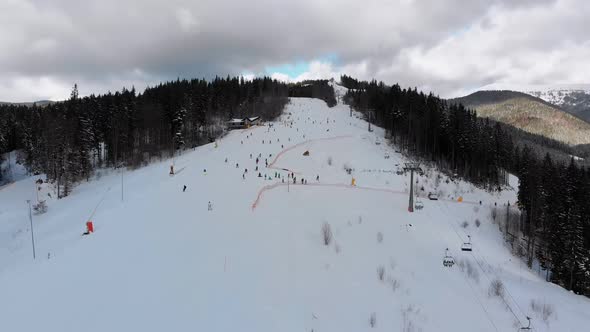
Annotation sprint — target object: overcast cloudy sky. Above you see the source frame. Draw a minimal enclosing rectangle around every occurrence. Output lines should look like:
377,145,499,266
1,0,588,101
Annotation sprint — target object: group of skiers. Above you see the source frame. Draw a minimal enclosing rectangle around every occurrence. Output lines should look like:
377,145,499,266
179,115,332,210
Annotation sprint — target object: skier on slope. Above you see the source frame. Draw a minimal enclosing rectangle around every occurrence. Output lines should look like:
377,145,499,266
208,201,213,211
183,185,187,192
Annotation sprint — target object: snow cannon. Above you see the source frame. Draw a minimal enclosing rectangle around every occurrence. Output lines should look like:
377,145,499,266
85,221,94,235
457,196,463,202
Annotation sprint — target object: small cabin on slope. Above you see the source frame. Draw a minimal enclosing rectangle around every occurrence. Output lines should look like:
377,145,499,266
244,116,261,127
227,118,246,129
227,116,261,130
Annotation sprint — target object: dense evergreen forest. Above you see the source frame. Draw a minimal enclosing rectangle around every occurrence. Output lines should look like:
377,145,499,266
288,80,337,107
342,76,590,295
0,76,289,196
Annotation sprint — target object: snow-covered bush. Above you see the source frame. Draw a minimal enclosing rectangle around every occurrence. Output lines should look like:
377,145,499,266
377,265,385,281
33,200,48,215
488,279,505,298
369,312,376,328
377,232,383,243
530,299,554,322
321,222,332,246
458,259,479,283
387,276,400,292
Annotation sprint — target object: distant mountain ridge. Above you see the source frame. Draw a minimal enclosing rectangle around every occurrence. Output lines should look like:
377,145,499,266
452,90,590,146
478,83,590,122
0,100,54,107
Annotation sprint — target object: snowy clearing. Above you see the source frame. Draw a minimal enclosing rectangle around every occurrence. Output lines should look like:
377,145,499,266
1,95,589,332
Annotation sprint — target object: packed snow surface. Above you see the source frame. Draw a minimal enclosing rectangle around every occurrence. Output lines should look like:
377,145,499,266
1,94,590,332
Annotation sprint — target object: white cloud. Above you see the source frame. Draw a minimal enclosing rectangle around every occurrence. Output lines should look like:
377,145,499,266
0,0,587,101
175,8,199,33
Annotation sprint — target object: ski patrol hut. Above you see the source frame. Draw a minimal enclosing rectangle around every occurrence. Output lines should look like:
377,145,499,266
227,118,246,130
244,116,261,128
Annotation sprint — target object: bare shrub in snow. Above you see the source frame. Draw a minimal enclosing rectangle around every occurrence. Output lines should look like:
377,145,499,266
327,156,333,166
33,200,48,215
369,312,376,328
531,299,554,322
389,257,396,270
402,305,418,332
377,232,383,243
387,276,400,291
461,221,469,228
377,265,385,281
475,219,481,228
488,279,505,298
321,222,332,246
457,259,479,283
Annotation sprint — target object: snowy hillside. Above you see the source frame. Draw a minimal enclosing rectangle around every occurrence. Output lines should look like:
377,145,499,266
1,94,590,332
479,83,590,105
478,83,590,123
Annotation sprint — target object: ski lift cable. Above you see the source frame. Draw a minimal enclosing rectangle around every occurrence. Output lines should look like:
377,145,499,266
471,250,532,330
437,202,529,330
87,186,112,222
423,206,499,332
446,207,529,326
439,202,530,329
462,270,500,332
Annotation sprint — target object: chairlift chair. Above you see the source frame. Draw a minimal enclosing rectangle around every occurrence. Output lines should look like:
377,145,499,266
519,317,532,330
461,235,473,252
443,248,455,267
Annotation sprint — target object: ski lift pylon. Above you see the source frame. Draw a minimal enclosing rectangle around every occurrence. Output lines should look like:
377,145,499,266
461,235,473,251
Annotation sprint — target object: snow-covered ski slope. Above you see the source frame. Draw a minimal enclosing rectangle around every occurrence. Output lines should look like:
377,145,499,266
1,93,590,331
